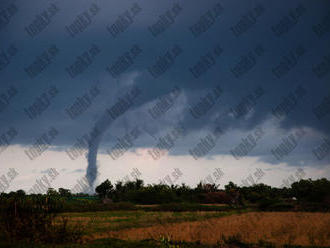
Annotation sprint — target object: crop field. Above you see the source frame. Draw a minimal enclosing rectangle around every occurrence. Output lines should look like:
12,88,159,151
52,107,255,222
59,210,243,235
2,178,329,247
52,210,330,247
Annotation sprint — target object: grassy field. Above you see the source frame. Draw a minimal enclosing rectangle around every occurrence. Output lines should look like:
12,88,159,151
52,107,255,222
59,209,248,235
55,210,330,247
3,210,330,247
104,212,330,246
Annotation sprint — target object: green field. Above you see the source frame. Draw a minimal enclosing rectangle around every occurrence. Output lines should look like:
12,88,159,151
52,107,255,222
59,209,247,234
3,209,330,248
1,209,239,248
1,177,330,248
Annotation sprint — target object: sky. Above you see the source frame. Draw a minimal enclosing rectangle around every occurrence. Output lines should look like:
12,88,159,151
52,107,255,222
0,0,329,193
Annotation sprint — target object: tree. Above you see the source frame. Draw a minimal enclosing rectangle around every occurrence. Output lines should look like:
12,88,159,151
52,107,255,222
15,190,26,197
58,188,71,198
135,179,144,189
46,188,59,197
225,181,238,192
195,182,219,193
95,180,113,199
225,181,240,205
291,178,330,202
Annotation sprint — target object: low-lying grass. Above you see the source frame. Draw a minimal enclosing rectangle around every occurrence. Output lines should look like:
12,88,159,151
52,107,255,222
59,209,248,235
2,209,330,247
102,212,330,247
141,202,236,212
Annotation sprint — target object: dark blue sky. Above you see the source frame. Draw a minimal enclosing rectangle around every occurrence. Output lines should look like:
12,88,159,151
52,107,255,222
0,0,329,191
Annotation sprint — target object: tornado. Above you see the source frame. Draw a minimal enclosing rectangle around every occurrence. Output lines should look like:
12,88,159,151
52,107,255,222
85,86,141,191
86,113,113,191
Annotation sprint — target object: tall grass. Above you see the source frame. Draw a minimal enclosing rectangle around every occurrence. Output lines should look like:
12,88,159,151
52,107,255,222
105,212,330,246
0,195,84,244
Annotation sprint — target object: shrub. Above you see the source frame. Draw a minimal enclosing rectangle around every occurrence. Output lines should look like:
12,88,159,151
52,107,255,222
0,195,84,244
257,198,279,211
221,234,249,247
147,203,231,212
201,192,231,204
267,202,295,211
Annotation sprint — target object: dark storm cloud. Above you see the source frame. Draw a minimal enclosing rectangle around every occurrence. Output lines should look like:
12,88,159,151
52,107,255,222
1,0,329,169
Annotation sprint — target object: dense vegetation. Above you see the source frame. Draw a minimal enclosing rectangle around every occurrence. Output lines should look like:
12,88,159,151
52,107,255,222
93,178,330,211
1,178,330,211
0,178,329,246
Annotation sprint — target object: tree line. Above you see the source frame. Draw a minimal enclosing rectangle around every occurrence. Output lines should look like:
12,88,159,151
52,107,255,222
1,178,329,208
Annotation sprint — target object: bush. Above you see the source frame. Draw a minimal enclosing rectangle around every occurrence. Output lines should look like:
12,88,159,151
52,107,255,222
257,198,280,211
200,192,231,204
61,200,136,212
106,202,137,210
296,202,330,212
146,203,231,212
267,202,295,211
221,234,249,247
0,195,84,244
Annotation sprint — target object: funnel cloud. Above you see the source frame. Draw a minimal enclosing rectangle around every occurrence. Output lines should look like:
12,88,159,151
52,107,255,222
86,86,141,190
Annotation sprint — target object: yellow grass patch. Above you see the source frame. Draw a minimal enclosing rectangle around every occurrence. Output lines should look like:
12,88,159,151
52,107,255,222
104,212,330,246
64,216,128,222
